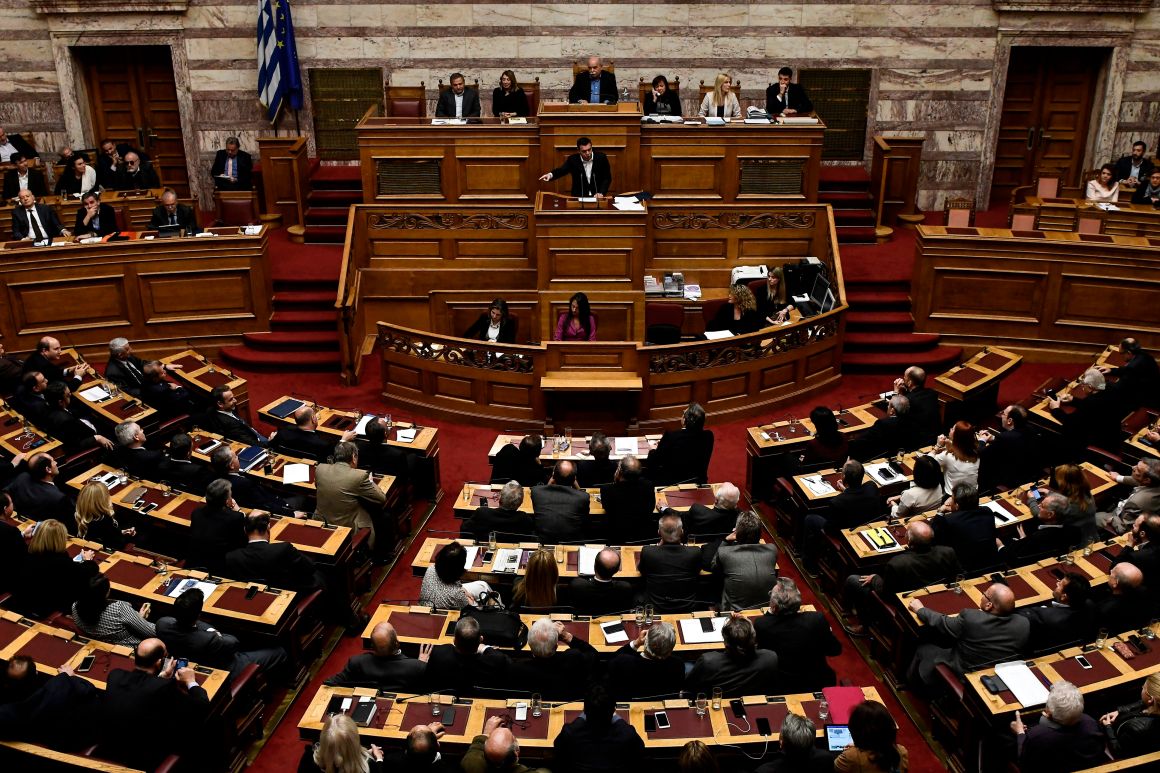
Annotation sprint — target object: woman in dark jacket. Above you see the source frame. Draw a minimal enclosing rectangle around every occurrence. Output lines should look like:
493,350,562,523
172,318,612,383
464,298,517,344
16,519,99,618
1100,673,1160,758
706,284,763,336
491,70,530,118
801,405,849,467
643,75,683,116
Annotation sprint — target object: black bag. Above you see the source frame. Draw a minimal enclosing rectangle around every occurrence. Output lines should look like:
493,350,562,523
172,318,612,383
459,592,527,649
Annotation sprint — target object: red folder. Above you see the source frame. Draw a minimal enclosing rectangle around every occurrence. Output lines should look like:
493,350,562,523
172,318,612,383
822,686,867,724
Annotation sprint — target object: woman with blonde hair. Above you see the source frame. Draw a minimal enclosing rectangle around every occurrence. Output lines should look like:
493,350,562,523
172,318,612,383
677,739,719,772
707,283,763,336
16,518,97,617
931,420,980,491
75,481,135,549
299,712,384,772
511,548,559,611
758,265,794,324
1100,673,1160,758
698,73,741,120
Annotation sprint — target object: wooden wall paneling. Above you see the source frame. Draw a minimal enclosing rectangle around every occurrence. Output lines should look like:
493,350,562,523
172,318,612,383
536,107,642,198
428,290,542,343
538,291,645,342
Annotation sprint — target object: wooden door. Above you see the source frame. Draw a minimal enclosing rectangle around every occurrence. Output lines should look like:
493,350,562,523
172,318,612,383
990,47,1104,204
80,46,190,197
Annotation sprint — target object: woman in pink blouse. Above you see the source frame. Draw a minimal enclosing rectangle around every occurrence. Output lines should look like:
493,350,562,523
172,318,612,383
554,292,597,341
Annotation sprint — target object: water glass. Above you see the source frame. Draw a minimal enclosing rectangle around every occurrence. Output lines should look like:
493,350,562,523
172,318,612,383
564,427,573,450
1148,620,1159,640
462,485,471,503
634,606,644,626
694,693,708,717
488,532,497,551
644,604,655,625
711,687,722,711
430,693,441,717
1096,628,1109,649
817,699,830,724
383,414,393,433
530,694,542,718
554,544,565,564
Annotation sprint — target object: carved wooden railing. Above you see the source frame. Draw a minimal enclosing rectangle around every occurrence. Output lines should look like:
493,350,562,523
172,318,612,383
870,134,925,239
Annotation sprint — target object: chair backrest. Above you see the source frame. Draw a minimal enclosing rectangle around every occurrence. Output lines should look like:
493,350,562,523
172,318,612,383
1077,213,1103,234
114,205,129,232
438,78,479,94
386,82,426,118
214,190,260,226
523,77,541,116
638,76,680,105
573,60,615,77
944,196,976,228
701,297,729,326
1010,212,1036,231
699,79,741,98
1035,175,1061,198
646,302,684,329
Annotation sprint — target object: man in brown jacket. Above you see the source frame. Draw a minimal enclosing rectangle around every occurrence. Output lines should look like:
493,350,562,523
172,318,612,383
314,441,388,549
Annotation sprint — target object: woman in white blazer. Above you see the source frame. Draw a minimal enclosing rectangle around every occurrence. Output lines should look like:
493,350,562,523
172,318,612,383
699,73,741,120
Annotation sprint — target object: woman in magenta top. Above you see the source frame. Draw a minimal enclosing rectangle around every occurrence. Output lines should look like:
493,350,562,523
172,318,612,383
554,292,597,341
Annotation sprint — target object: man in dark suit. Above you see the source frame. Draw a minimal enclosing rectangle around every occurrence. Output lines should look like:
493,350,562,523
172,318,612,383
754,578,842,693
539,136,612,198
930,482,999,573
208,446,298,516
576,432,616,488
10,371,49,421
979,404,1039,491
603,622,684,700
200,385,267,445
907,582,1030,692
11,188,67,240
210,137,253,191
225,512,325,593
507,617,597,700
765,67,813,116
638,513,703,612
711,511,779,610
270,404,352,463
460,480,535,542
1097,337,1160,409
687,616,780,697
849,394,917,461
1113,141,1155,185
325,621,426,690
553,683,645,771
568,56,618,104
685,481,742,539
600,455,657,544
188,479,246,573
1111,513,1160,585
103,337,149,396
1048,368,1130,454
424,616,511,696
755,713,834,773
112,420,164,479
530,460,590,544
99,638,211,770
0,127,39,163
434,73,482,118
568,547,635,616
72,192,119,237
23,335,84,389
842,520,961,635
1096,562,1152,633
647,402,715,485
999,493,1079,567
148,188,199,234
39,382,115,452
490,434,547,487
155,586,285,680
894,366,941,448
2,154,47,199
116,152,160,190
1012,681,1108,773
94,139,135,189
156,433,212,494
801,459,882,571
0,493,27,594
1018,571,1094,654
140,360,200,418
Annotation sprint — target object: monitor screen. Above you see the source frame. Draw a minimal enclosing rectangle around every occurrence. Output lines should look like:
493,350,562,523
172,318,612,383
809,273,831,307
820,288,836,314
825,725,852,752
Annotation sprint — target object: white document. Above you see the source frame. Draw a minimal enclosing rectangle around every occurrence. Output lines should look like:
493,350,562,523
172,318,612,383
492,548,522,573
165,577,218,599
396,428,417,443
802,475,836,496
243,225,262,236
463,546,479,568
355,414,376,435
614,437,638,456
194,231,216,237
79,385,111,402
994,661,1049,706
600,621,630,644
577,196,598,203
612,199,645,211
704,116,726,125
577,546,601,576
679,617,726,643
792,293,810,303
507,117,528,124
282,463,311,484
744,118,772,124
983,499,1017,525
865,462,902,486
704,330,734,341
683,284,702,300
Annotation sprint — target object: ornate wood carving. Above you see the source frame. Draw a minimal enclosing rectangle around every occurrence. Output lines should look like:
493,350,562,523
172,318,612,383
651,211,816,231
369,212,529,231
648,316,839,373
380,329,535,373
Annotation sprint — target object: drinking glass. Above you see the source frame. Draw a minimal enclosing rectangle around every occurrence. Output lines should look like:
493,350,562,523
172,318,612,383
383,414,393,435
951,574,965,595
554,544,565,564
430,693,441,717
644,604,655,626
1148,620,1159,641
488,532,497,551
634,606,644,626
711,688,722,711
695,693,708,717
1096,628,1109,649
564,427,573,451
462,485,471,503
817,699,830,724
530,693,542,718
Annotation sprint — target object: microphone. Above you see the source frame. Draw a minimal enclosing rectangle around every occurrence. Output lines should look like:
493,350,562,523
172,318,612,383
397,688,458,704
291,392,319,413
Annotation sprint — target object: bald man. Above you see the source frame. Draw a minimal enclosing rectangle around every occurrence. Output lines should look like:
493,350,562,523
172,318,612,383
530,460,590,544
462,715,550,773
269,404,354,463
907,582,1029,693
1098,562,1151,633
381,722,453,771
324,621,427,690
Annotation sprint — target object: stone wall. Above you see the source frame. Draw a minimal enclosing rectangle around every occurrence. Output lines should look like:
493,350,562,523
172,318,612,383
1,0,1157,210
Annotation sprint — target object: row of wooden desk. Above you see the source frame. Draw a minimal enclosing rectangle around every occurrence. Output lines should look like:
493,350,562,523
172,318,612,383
0,188,197,241
451,481,720,520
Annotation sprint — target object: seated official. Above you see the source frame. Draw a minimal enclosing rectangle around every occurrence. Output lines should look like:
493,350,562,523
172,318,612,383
600,455,657,544
508,617,597,700
208,445,297,516
1011,681,1106,773
1114,140,1154,185
0,493,25,594
148,188,199,234
930,421,980,492
643,75,682,116
0,126,38,164
650,403,716,487
801,459,883,571
756,265,793,325
930,482,999,573
510,548,558,613
698,73,741,120
435,72,481,118
766,66,813,116
462,717,549,773
156,587,285,682
39,381,116,451
848,394,915,461
140,359,199,417
1097,562,1152,633
12,188,68,241
113,420,164,479
638,513,702,612
604,622,683,700
1019,571,1094,654
1095,336,1160,408
576,432,616,488
464,297,518,344
11,370,50,420
189,479,246,574
210,136,252,191
424,616,511,696
569,56,617,105
24,335,84,389
72,573,156,648
756,713,833,773
226,512,327,596
2,153,46,199
1132,169,1160,206
1100,673,1160,759
114,151,160,190
356,418,410,486
552,684,645,772
999,493,1080,567
271,404,353,463
200,385,267,445
1047,367,1128,453
756,578,841,692
301,713,387,773
13,518,97,618
568,547,635,616
157,432,212,494
491,434,547,487
712,511,778,610
978,404,1039,491
73,191,118,237
705,283,763,336
1111,514,1160,586
5,453,74,523
530,460,590,544
1030,463,1097,543
1098,458,1160,535
539,137,612,199
887,454,944,519
419,542,494,610
835,701,909,773
1085,163,1120,203
687,616,780,697
893,365,941,448
325,621,426,690
554,291,597,341
492,70,529,118
461,480,535,542
74,480,134,551
53,154,97,198
799,405,849,468
686,481,743,539
94,139,133,190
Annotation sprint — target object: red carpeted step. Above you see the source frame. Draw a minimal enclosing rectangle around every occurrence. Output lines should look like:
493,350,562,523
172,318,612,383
818,190,872,208
842,345,963,371
845,331,943,350
242,331,339,351
819,166,871,185
308,165,361,188
846,310,914,329
272,290,336,308
303,206,350,225
833,208,875,225
303,225,347,244
846,290,910,308
836,226,878,244
219,346,340,371
307,189,360,204
270,310,336,329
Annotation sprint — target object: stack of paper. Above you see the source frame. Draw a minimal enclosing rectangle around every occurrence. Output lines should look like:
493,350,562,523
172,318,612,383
994,661,1049,706
492,548,522,573
612,196,645,211
983,499,1017,525
704,330,734,341
79,385,111,402
577,546,601,575
865,462,901,486
282,463,311,484
600,620,630,644
679,617,726,643
683,284,702,300
166,577,219,600
802,475,836,496
462,546,480,568
614,437,638,456
397,428,417,443
355,415,376,435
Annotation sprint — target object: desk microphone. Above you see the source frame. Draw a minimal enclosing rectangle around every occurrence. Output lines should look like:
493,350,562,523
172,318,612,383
397,688,458,705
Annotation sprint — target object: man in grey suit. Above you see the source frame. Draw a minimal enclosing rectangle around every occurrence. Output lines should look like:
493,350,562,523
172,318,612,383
907,583,1029,694
711,510,778,610
530,460,590,543
1097,458,1160,535
434,72,481,118
315,441,387,549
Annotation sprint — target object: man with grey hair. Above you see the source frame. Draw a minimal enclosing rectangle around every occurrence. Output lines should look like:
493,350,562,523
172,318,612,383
1048,366,1129,454
686,481,742,538
850,392,916,460
638,512,702,612
648,401,714,485
104,337,149,396
569,547,634,616
1098,457,1160,535
711,510,779,610
998,492,1079,566
507,617,596,700
755,577,842,693
461,479,534,543
462,714,549,773
568,54,618,105
117,150,160,190
208,445,302,518
114,420,163,480
576,431,615,488
756,712,833,773
315,440,388,550
605,621,683,700
600,454,656,544
1012,680,1105,771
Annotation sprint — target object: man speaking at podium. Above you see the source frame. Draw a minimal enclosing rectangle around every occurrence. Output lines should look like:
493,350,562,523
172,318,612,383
539,137,612,199
569,55,618,105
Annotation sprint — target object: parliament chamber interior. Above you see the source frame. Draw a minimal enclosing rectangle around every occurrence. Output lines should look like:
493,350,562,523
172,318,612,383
2,2,1160,772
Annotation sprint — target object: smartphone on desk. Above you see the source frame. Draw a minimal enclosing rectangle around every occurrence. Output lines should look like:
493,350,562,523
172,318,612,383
77,654,96,673
654,711,670,730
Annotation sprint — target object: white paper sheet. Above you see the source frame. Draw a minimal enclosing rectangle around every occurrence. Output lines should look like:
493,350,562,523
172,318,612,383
704,330,733,340
396,428,417,443
612,199,645,211
865,462,903,486
78,385,110,402
463,546,479,569
282,463,311,484
578,546,601,576
613,437,638,456
166,578,219,599
679,617,726,643
994,661,1049,706
983,499,1017,525
355,415,376,435
492,548,522,573
802,475,836,497
600,620,630,644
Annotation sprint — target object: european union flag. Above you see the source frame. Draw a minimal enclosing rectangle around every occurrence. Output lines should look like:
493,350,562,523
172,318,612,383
257,0,303,123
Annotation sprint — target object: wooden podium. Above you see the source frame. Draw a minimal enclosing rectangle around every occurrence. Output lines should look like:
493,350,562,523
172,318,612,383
534,192,647,292
537,102,643,197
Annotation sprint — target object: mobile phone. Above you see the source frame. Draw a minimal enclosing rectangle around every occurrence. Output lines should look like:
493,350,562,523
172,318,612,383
140,502,158,513
480,498,489,508
1075,655,1093,670
514,703,528,721
654,711,670,730
176,658,188,670
700,617,715,633
981,674,1008,694
879,467,896,480
77,654,96,673
729,699,747,718
756,716,772,736
644,713,657,733
1130,634,1151,653
483,551,495,563
245,585,260,600
442,706,456,725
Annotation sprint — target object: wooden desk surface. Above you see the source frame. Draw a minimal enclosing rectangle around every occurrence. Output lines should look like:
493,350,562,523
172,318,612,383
161,349,247,404
792,447,930,503
258,395,438,456
1125,422,1159,459
746,401,885,456
933,346,1022,401
1029,346,1127,426
0,402,62,459
73,378,157,426
299,685,878,750
451,481,720,519
486,433,663,465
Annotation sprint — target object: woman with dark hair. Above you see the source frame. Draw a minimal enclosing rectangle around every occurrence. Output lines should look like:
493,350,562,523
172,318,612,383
706,284,763,336
464,297,517,344
931,420,980,492
72,573,155,647
418,541,494,609
1085,163,1119,203
492,70,529,118
644,75,682,116
757,265,794,324
801,406,848,466
888,454,944,518
54,154,98,197
555,292,596,341
835,700,908,772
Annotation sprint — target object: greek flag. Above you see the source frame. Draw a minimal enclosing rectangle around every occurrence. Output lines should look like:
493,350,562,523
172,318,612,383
257,0,303,123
